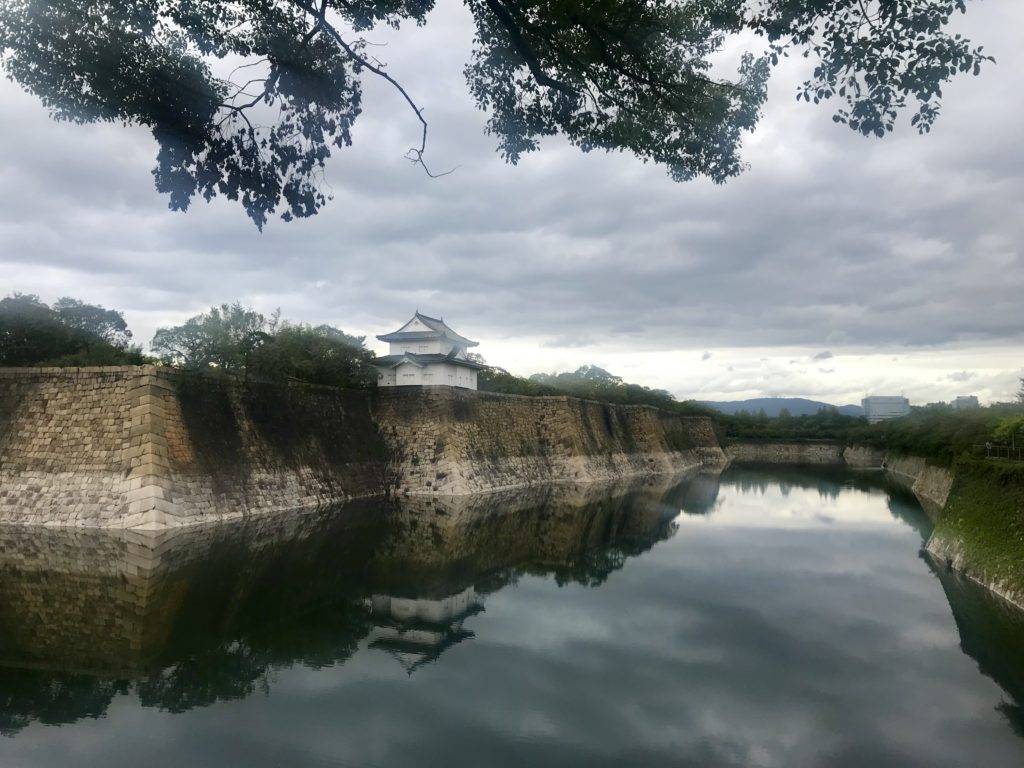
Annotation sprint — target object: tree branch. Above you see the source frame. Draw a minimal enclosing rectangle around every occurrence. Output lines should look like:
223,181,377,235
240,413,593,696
290,0,455,178
482,0,576,95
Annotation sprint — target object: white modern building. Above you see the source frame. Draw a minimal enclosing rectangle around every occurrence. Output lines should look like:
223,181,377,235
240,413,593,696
862,395,911,423
952,395,980,410
374,312,486,389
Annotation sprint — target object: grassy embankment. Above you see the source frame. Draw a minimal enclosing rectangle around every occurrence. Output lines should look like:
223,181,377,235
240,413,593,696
932,459,1024,595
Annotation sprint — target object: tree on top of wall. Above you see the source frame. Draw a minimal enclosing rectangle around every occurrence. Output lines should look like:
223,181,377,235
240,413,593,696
0,293,147,367
150,303,376,388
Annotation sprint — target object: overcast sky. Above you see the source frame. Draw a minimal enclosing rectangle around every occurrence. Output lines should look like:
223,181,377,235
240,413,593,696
1,1,1021,405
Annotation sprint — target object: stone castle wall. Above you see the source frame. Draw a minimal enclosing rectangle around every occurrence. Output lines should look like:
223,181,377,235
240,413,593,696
0,368,725,528
882,454,955,516
374,386,725,495
0,366,388,528
0,367,143,527
159,371,388,524
724,441,845,465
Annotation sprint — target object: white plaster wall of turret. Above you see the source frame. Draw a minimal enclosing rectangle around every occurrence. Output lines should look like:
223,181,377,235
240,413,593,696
379,362,477,389
390,340,474,358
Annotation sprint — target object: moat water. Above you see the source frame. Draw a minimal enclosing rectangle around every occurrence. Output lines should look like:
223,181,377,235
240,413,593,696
2,466,1024,767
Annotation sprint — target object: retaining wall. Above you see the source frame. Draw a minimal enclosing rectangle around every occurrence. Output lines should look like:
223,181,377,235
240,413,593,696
0,367,388,528
0,368,726,528
375,386,725,496
724,442,845,465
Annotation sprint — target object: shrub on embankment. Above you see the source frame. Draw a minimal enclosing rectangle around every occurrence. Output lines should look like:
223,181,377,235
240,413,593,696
931,459,1024,599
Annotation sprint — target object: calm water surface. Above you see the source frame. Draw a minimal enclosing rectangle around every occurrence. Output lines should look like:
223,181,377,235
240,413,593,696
2,466,1024,767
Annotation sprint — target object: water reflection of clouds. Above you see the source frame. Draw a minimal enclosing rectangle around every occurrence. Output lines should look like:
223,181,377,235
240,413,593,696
678,480,902,529
1,471,1023,767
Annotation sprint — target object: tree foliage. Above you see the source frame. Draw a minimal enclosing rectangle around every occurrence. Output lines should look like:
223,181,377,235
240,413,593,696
478,365,561,396
0,0,992,226
151,303,272,372
751,0,990,136
51,296,134,347
530,364,683,408
0,293,147,366
993,415,1024,446
846,406,1024,465
481,362,714,414
247,323,377,388
721,406,864,442
150,302,376,388
720,402,1024,466
464,0,768,181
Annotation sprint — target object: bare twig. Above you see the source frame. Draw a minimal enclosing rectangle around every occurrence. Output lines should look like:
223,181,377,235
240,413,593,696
225,57,270,84
290,0,456,178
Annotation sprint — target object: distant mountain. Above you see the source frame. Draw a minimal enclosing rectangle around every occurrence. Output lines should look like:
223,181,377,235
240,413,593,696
698,397,864,418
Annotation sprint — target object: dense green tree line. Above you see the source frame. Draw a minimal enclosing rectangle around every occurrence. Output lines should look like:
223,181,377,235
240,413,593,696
0,294,147,366
719,407,863,442
720,401,1024,466
846,406,1024,465
480,363,714,416
0,295,375,390
151,303,377,389
4,293,1022,466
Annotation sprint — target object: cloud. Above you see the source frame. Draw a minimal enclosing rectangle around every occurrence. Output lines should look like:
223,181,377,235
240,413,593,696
702,351,713,361
811,351,834,362
542,335,595,349
946,371,976,382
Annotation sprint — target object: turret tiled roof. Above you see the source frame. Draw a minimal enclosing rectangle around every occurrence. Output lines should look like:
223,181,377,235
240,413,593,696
373,351,487,370
376,312,478,347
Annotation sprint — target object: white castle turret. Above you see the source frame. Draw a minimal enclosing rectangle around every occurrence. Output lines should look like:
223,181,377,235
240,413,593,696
373,312,485,389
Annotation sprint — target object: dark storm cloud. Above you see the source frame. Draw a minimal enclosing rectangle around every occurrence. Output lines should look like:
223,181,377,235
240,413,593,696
0,2,1021,356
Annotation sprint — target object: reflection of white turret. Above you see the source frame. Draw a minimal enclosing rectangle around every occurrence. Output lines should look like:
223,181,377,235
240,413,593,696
365,587,484,674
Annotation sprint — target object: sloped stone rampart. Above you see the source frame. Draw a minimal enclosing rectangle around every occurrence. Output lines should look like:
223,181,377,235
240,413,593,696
881,454,954,515
0,367,138,526
373,386,726,496
0,367,388,528
724,442,845,465
0,369,727,527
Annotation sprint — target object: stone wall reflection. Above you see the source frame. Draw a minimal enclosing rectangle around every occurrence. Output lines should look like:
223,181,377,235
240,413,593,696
0,474,700,732
928,556,1024,734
